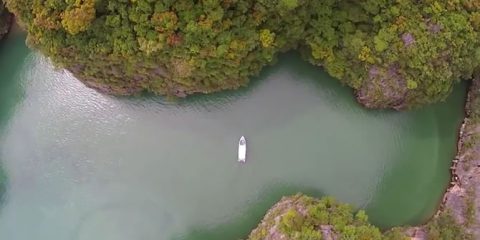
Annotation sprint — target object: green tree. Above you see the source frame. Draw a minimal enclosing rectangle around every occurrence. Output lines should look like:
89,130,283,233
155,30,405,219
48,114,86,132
61,0,95,35
5,0,480,109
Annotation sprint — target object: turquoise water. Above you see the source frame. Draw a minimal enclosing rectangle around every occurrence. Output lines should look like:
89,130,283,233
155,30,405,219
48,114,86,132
0,33,466,239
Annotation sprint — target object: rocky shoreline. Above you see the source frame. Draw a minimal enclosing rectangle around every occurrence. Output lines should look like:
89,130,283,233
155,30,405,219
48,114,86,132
401,75,480,239
441,75,480,237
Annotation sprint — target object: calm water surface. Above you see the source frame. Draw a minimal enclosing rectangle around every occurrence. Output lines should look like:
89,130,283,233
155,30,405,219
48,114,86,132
0,34,466,239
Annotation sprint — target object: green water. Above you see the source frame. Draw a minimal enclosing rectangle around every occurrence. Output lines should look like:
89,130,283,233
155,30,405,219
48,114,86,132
0,34,466,240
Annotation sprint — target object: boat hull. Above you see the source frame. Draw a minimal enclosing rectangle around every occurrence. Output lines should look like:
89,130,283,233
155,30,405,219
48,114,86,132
238,136,246,162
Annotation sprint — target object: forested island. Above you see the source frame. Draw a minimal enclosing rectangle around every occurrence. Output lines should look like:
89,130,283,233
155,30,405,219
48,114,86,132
5,0,480,109
247,194,470,240
1,0,480,239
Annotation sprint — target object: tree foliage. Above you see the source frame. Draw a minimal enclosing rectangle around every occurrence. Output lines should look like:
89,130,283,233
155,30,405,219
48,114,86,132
248,194,405,240
5,0,311,96
426,211,473,240
61,0,96,35
284,197,407,240
248,194,472,240
5,0,480,108
305,0,480,108
249,194,386,240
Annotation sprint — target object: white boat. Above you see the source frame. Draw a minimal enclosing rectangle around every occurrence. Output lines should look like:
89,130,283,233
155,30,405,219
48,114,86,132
238,136,246,162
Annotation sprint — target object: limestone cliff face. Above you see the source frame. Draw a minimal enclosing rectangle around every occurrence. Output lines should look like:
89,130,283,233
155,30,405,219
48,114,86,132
0,1,11,40
355,65,408,110
431,74,480,238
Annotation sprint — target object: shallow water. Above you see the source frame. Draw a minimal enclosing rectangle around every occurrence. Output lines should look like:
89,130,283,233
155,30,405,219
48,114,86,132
0,34,466,239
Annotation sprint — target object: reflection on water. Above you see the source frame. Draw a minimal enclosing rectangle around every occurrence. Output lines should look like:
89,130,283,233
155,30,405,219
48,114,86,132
0,35,467,240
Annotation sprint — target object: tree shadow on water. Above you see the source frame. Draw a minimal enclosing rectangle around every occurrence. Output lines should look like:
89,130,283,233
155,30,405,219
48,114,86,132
173,184,324,240
0,32,30,208
0,33,29,127
122,52,321,109
124,61,271,111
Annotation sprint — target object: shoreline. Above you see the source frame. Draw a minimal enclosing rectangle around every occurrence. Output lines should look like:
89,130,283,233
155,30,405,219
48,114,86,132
403,76,480,239
0,10,11,40
423,81,471,224
246,80,478,239
435,75,480,234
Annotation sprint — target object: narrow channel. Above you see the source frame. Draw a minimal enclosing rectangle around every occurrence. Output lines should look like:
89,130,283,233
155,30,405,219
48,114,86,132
0,34,466,240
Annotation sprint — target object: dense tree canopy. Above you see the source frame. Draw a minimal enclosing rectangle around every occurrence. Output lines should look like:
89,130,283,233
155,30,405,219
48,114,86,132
305,0,480,108
5,0,480,108
248,194,389,240
6,0,310,96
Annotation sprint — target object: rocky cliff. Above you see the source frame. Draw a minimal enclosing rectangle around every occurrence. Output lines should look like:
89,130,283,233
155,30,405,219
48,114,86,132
0,1,11,40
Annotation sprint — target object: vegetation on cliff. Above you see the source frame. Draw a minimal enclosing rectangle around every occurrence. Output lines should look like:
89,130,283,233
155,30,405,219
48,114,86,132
305,0,480,108
425,211,473,240
6,0,310,96
248,194,471,240
248,194,386,240
5,0,480,108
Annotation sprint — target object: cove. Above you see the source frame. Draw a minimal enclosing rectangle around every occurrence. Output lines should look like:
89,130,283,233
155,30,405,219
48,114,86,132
0,34,466,240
